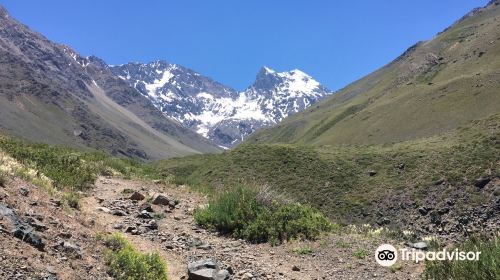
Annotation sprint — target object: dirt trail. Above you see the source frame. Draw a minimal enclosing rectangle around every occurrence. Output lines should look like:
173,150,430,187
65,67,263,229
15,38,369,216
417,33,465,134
81,177,424,280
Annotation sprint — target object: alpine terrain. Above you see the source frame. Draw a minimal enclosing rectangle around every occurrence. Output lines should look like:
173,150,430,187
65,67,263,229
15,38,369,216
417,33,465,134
111,63,331,147
0,2,499,280
0,6,220,160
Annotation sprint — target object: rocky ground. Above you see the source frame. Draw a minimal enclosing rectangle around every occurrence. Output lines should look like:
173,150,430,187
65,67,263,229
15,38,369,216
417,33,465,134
0,177,111,279
0,175,427,279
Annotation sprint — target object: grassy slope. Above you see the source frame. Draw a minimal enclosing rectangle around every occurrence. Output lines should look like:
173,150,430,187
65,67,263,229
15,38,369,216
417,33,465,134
156,114,499,224
247,2,500,146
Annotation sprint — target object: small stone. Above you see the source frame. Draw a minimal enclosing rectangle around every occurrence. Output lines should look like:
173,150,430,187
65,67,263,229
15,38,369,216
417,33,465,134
96,207,111,213
139,203,154,212
59,241,82,259
46,266,56,275
146,220,158,230
138,210,153,219
377,217,390,225
493,186,500,196
292,265,301,271
434,178,445,185
125,226,136,233
197,243,212,250
152,194,170,206
408,241,428,250
112,210,127,216
418,207,429,215
19,187,29,196
475,176,491,188
113,223,124,229
129,191,145,201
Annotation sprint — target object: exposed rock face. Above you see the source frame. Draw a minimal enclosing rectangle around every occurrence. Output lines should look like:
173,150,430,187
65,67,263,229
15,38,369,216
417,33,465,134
111,63,331,147
0,204,45,250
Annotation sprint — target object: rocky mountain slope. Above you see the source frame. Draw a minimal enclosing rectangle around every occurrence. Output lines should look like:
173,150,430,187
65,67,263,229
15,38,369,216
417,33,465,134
111,63,331,147
247,0,500,146
0,6,220,159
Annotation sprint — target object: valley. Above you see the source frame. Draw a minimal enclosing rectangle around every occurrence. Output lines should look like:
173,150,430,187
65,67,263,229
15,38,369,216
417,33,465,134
0,1,499,279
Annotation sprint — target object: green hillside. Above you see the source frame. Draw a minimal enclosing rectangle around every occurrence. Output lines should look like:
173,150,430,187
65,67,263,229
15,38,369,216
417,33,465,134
156,114,499,227
246,2,500,146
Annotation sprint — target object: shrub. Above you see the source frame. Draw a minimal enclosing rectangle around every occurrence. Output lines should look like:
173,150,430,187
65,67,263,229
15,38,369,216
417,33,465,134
422,236,500,280
243,203,333,244
62,192,80,209
103,233,168,280
195,186,333,244
195,186,262,235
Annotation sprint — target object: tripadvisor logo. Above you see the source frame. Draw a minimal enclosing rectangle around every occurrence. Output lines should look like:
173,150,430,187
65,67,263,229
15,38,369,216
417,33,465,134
375,244,398,266
375,244,481,266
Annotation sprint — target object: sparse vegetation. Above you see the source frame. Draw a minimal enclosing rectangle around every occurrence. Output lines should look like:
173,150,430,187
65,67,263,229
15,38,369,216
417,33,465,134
292,246,314,255
353,249,369,259
153,213,167,220
194,186,333,244
335,240,352,248
102,233,168,280
122,188,135,194
0,137,159,191
62,192,80,210
389,263,403,273
422,236,500,280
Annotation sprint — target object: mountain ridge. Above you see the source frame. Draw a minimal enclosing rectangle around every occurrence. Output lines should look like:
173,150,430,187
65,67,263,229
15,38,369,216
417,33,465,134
246,0,500,146
111,62,332,147
0,6,221,159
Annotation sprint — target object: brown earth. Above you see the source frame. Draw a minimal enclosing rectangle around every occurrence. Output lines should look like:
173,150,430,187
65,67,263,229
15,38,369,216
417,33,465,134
1,175,426,279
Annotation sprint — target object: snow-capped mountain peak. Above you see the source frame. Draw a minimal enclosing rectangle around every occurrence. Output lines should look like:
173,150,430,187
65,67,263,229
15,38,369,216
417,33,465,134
110,63,332,147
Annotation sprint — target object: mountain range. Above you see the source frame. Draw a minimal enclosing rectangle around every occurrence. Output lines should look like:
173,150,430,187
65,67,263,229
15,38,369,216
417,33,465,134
110,63,330,147
0,5,329,157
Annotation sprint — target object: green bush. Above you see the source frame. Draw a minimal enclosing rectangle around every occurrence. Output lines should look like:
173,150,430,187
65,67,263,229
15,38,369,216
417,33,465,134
195,186,333,244
195,186,261,235
103,233,168,280
62,192,80,209
243,203,333,244
422,236,500,280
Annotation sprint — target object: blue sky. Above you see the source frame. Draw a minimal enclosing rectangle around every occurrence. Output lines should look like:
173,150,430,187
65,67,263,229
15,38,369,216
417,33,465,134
1,0,489,90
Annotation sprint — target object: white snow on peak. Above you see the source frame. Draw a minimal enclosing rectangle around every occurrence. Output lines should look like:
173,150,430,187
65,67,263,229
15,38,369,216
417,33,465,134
279,69,320,94
263,66,275,74
144,69,174,95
